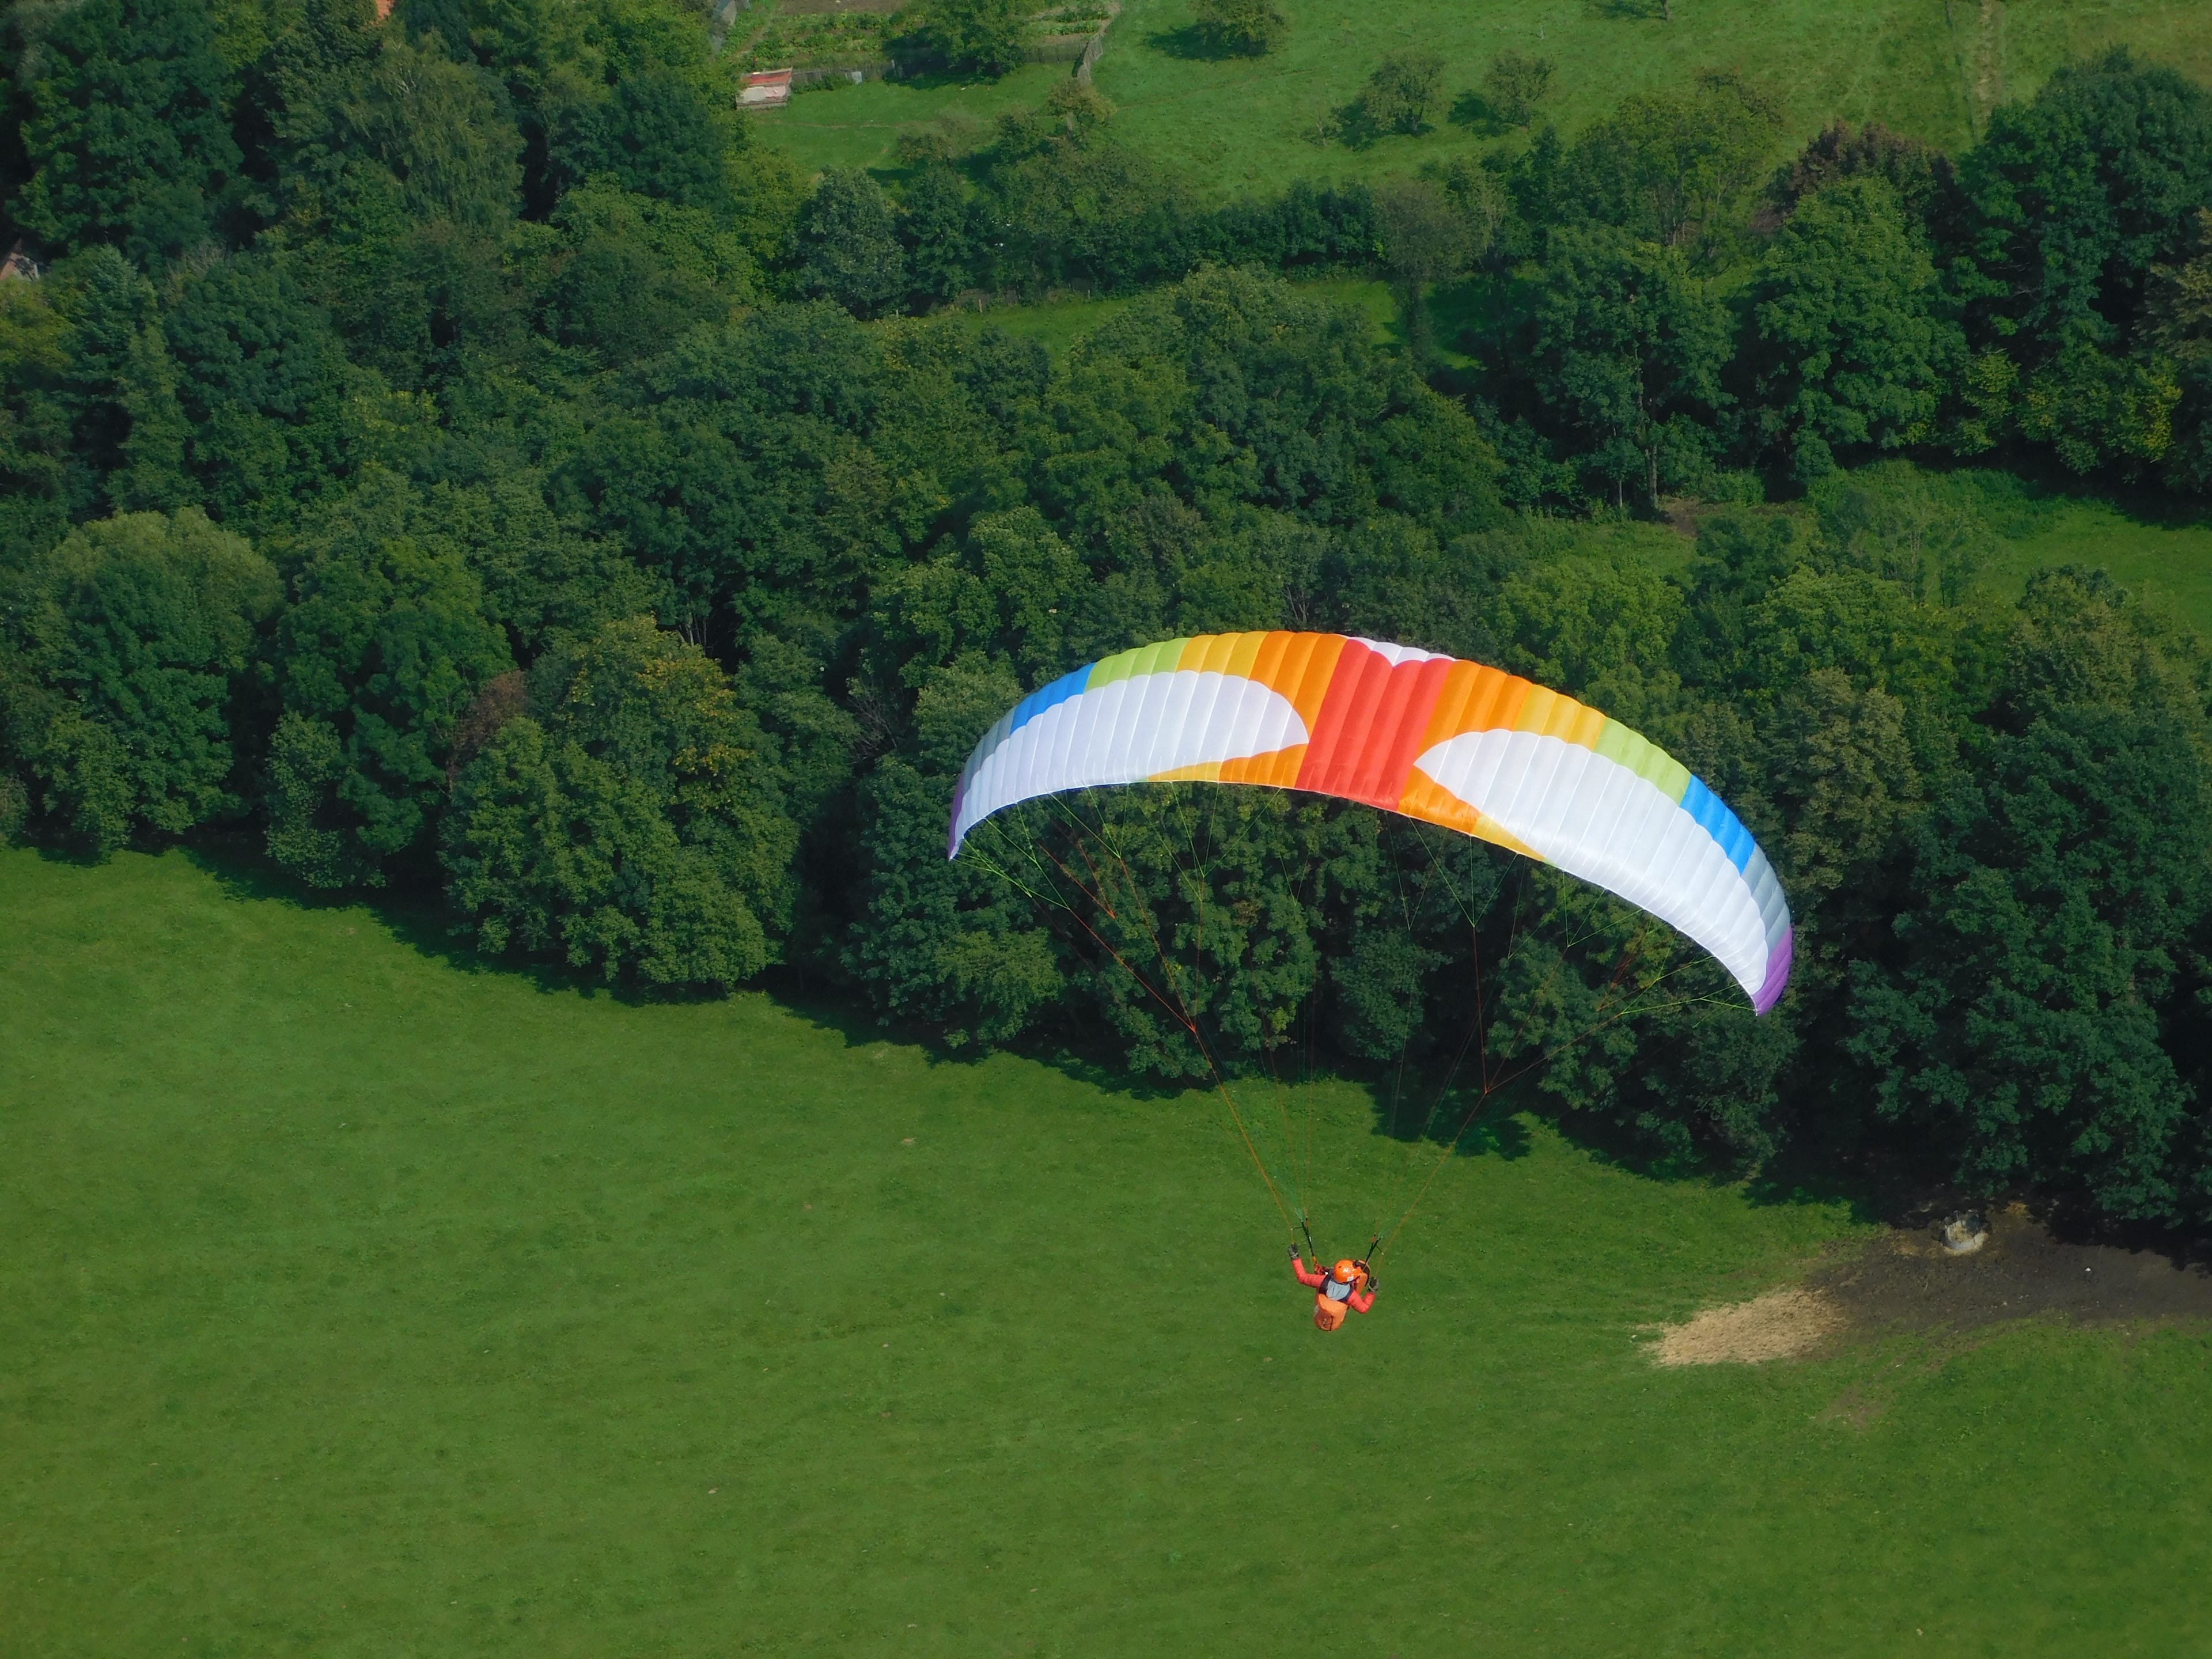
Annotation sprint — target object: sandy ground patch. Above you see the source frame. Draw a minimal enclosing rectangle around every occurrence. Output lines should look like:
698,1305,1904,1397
1649,1287,1843,1366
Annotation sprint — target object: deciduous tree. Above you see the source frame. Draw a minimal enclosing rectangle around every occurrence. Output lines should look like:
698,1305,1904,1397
1751,177,1957,479
13,0,241,268
1555,73,1780,250
442,616,798,989
1849,696,2210,1223
797,169,908,319
2,509,278,854
163,254,363,532
888,0,1030,78
1361,52,1445,137
1481,50,1552,127
1191,0,1286,57
1521,226,1732,505
266,471,513,887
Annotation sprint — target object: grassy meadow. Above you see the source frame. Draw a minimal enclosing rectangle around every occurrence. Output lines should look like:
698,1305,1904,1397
751,0,2212,192
936,274,1397,357
7,847,2212,1654
1978,488,2212,631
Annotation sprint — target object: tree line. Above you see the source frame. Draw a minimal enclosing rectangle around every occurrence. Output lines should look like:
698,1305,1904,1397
827,54,2212,505
3,0,2210,1231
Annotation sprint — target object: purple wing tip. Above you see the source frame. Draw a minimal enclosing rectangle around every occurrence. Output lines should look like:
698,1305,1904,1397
1752,926,1793,1014
946,781,966,859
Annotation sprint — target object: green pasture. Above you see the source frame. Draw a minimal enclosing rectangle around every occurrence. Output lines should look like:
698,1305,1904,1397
747,62,1073,176
933,273,1391,355
1976,488,2212,635
1827,464,2212,635
7,847,2212,1654
942,289,1138,352
751,0,2212,193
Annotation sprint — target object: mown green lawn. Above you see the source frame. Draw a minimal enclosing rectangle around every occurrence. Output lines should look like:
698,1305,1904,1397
754,0,2212,192
5,846,2211,1654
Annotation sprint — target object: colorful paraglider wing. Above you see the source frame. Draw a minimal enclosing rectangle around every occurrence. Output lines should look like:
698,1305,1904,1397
947,632,1793,1012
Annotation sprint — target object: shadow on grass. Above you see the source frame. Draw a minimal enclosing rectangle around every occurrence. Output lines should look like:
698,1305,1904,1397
1302,97,1435,152
1141,25,1265,62
147,837,1906,1244
861,61,1022,93
153,835,2035,1245
757,963,1542,1152
1956,465,2212,534
164,836,1849,1215
1354,1050,1537,1165
29,838,122,869
756,972,1236,1105
166,832,1198,1088
1377,1090,1535,1164
1339,1031,1909,1229
178,835,654,1005
1349,1040,2212,1258
1448,90,1514,137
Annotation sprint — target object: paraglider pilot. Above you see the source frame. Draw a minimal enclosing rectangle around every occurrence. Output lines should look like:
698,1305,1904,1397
1290,1248,1376,1331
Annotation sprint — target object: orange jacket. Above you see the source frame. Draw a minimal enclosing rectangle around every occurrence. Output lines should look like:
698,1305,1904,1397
1291,1253,1375,1314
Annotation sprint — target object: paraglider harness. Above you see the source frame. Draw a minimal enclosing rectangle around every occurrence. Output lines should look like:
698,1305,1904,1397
1304,1220,1380,1300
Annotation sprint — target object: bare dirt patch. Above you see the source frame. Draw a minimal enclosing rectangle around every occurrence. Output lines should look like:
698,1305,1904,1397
1651,1203,2212,1369
1808,1202,2212,1338
1650,1287,1843,1366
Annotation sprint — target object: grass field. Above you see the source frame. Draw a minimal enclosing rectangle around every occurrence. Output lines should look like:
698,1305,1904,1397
7,847,2212,1654
1976,488,2212,635
941,289,1138,354
752,0,2212,192
1824,464,2212,635
934,273,1399,355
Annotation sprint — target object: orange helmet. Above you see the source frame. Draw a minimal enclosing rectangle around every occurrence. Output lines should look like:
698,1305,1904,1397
1331,1259,1359,1285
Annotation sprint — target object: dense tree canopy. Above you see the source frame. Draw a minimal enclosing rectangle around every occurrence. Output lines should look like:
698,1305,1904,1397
443,615,798,988
1,507,277,853
1522,226,1731,506
1750,177,1956,479
264,471,513,887
4,2,2212,1233
12,0,240,269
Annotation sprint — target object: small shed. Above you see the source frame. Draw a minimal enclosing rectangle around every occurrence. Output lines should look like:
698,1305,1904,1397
739,69,793,108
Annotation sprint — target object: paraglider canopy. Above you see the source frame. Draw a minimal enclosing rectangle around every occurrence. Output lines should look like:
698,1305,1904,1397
948,631,1791,1012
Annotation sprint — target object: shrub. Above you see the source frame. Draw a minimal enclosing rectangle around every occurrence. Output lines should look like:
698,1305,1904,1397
1482,50,1553,126
1191,0,1286,56
1362,52,1445,136
888,0,1032,77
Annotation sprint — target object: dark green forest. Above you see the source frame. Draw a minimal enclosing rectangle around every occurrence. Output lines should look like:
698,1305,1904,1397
5,0,2212,1232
